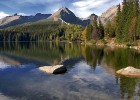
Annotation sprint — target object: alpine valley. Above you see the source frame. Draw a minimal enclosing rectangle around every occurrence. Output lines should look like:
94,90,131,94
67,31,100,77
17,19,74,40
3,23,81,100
0,0,139,47
0,5,117,42
1,0,140,100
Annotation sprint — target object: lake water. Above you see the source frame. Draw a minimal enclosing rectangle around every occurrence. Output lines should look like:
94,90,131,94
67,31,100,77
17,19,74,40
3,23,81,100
0,42,140,100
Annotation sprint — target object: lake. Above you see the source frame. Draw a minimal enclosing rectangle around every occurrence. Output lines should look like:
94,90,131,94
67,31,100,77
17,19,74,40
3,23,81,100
0,42,140,100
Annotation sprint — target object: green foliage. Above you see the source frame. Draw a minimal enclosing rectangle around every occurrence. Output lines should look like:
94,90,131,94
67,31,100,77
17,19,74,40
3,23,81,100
82,18,105,41
0,0,140,43
0,21,83,42
105,20,116,38
136,14,140,38
98,20,104,39
86,24,93,41
103,0,140,43
64,24,83,41
115,0,140,42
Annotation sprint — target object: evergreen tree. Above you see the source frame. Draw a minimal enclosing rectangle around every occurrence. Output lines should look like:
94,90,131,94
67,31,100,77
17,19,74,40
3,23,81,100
81,27,87,42
115,0,140,42
92,19,99,40
86,24,93,41
98,20,104,39
105,20,116,38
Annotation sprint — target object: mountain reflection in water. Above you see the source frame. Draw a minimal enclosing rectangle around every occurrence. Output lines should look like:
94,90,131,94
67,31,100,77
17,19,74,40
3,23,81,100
0,42,140,100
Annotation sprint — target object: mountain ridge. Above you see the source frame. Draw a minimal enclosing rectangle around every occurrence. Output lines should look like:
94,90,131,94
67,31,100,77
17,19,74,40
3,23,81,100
99,5,118,24
46,7,97,26
0,5,118,28
0,13,52,28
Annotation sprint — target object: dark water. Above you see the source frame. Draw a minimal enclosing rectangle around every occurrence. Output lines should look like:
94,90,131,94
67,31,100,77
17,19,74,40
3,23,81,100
0,42,140,100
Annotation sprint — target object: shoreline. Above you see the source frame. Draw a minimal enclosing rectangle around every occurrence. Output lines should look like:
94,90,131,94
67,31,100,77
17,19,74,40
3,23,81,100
1,40,140,51
83,39,140,51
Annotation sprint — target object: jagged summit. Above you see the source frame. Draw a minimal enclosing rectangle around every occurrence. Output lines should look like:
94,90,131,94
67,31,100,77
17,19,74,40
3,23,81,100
48,7,74,19
46,7,89,26
59,7,71,13
80,13,98,20
0,7,97,27
88,14,98,20
47,7,76,22
13,13,18,16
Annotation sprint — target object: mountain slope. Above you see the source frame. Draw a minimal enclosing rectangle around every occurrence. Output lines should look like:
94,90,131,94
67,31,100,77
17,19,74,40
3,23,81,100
0,7,98,28
47,7,81,24
99,5,118,24
0,14,20,26
46,7,97,26
0,13,51,28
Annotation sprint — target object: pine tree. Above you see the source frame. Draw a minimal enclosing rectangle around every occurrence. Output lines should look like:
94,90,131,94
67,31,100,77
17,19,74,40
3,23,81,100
81,27,87,42
136,0,140,38
98,20,104,39
92,19,98,40
105,20,116,38
116,4,122,41
86,24,93,41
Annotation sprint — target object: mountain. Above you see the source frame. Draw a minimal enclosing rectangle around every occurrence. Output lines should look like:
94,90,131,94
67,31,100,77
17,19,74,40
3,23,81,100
0,13,51,28
0,7,98,28
85,14,98,20
80,13,98,26
0,13,20,26
89,14,98,23
46,7,97,26
99,5,118,24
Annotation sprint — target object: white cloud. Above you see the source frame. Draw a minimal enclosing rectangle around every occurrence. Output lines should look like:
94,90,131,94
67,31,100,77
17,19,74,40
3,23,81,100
0,12,9,19
72,0,121,18
73,0,105,8
18,13,27,16
0,0,122,19
18,0,63,4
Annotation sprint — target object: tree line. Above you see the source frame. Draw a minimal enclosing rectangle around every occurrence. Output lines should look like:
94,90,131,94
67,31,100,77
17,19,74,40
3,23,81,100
105,0,140,43
0,21,83,42
0,0,139,44
82,0,140,44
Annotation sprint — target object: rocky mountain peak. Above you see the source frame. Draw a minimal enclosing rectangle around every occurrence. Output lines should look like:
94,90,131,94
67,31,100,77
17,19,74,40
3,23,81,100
59,7,71,13
35,13,42,16
90,14,98,19
13,13,18,16
57,7,73,16
47,7,89,26
47,7,75,21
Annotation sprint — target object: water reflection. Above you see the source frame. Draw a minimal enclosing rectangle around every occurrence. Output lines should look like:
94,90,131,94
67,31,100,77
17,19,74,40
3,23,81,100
0,42,140,99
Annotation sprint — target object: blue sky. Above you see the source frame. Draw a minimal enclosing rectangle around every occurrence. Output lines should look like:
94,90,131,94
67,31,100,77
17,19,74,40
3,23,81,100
0,0,122,18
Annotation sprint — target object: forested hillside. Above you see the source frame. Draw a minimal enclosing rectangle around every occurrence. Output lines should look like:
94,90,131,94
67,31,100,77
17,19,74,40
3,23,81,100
0,20,83,42
0,0,139,44
82,0,140,45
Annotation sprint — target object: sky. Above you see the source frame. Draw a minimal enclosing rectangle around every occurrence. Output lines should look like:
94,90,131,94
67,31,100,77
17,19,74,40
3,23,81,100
0,0,122,19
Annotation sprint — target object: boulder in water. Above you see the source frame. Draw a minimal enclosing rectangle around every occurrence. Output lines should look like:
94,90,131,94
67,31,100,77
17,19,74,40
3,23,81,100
116,66,140,77
39,65,67,74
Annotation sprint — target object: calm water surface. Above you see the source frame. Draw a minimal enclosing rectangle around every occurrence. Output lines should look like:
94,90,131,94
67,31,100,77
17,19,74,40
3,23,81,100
0,42,140,100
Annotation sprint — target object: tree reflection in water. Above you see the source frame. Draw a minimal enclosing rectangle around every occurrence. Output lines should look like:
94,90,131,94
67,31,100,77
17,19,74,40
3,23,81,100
0,42,140,99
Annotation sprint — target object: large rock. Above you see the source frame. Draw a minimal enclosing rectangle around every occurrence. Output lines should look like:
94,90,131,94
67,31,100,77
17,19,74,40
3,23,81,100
39,65,67,74
116,66,140,77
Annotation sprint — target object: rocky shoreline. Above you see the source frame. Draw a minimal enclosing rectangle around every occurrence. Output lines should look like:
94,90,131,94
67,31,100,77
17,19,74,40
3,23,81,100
83,38,140,51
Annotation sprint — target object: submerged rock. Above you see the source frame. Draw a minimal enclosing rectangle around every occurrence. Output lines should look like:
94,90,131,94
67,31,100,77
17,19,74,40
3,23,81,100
39,65,67,74
116,66,140,77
